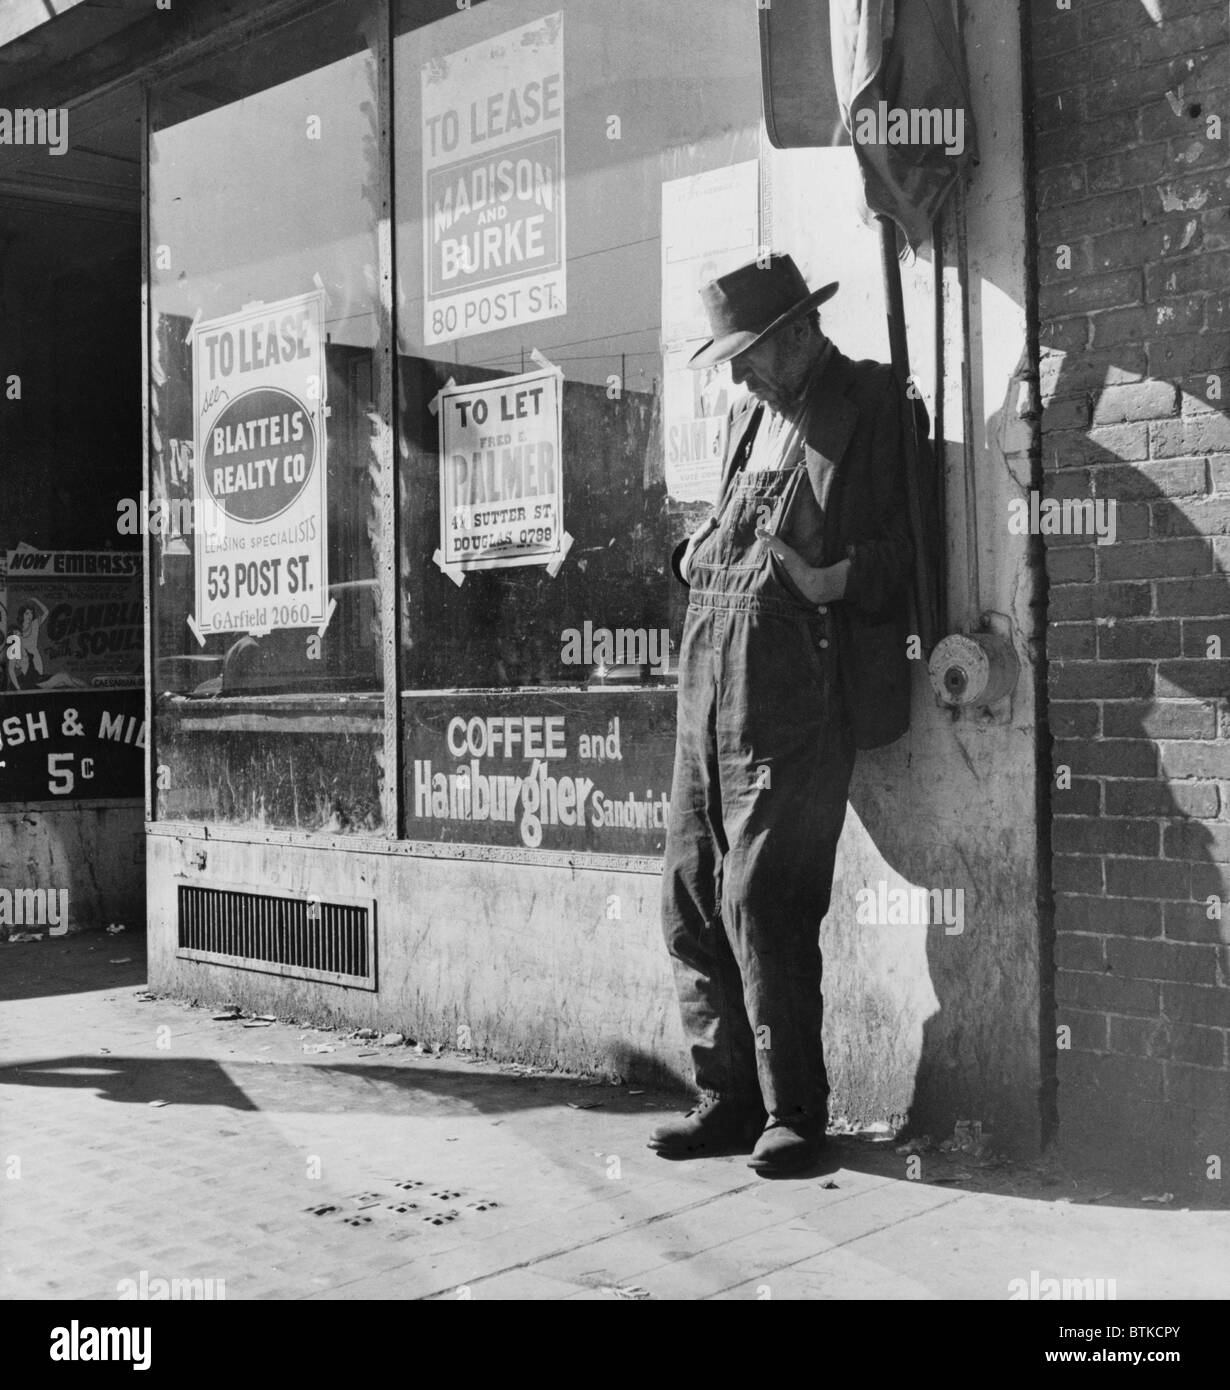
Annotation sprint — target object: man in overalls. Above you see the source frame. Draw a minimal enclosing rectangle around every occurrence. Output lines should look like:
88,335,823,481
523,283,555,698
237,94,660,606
651,254,915,1175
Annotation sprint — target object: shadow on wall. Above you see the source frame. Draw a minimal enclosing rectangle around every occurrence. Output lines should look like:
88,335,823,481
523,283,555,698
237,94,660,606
1035,324,1230,1176
824,304,1044,1158
850,89,1230,1166
750,0,1228,1174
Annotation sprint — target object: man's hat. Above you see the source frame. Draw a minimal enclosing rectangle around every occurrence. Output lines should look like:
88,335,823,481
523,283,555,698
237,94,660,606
687,253,838,370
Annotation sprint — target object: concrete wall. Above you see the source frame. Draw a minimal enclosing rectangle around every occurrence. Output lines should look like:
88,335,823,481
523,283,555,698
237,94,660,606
1,804,144,935
762,7,1041,1150
147,830,682,1084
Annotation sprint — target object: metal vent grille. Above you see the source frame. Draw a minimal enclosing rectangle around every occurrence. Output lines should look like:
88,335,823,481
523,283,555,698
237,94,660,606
176,882,376,989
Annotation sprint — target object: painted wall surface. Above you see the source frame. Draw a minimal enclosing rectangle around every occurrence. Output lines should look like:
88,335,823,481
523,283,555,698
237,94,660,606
761,6,1041,1149
147,832,682,1084
1,805,144,935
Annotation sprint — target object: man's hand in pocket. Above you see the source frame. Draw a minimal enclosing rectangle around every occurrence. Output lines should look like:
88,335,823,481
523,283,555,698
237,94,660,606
680,515,718,584
756,528,850,607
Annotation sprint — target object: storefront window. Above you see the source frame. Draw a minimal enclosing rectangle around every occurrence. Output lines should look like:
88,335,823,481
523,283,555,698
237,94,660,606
395,0,761,690
145,0,765,848
393,0,762,854
148,1,385,831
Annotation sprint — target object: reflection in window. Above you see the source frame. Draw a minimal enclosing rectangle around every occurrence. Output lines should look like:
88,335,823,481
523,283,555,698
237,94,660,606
147,1,385,832
149,1,383,702
393,0,762,692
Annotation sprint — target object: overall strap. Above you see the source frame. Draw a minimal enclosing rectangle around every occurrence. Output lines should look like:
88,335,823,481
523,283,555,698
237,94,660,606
712,402,765,526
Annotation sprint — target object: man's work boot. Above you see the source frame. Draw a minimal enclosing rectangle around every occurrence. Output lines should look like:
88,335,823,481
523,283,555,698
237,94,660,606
747,1115,827,1175
647,1092,765,1158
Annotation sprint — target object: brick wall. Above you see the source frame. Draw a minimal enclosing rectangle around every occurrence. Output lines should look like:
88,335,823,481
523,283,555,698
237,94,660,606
1030,0,1230,1176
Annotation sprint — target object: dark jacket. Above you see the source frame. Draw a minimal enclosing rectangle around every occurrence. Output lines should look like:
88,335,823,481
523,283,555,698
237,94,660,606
672,347,917,750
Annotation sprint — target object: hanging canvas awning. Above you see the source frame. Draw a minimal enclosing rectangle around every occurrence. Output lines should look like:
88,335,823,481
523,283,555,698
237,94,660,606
761,0,977,252
760,0,974,652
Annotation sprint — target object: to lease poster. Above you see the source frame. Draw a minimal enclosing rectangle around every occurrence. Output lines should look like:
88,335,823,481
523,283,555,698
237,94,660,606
435,366,567,580
660,161,759,503
191,291,329,637
662,344,734,506
422,12,565,345
660,161,760,346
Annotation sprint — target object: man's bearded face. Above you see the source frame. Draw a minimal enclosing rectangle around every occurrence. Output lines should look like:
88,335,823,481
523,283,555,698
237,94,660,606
729,323,810,412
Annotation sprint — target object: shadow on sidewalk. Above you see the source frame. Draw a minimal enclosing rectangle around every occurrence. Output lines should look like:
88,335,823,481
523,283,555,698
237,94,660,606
0,1054,259,1111
0,1051,667,1121
4,1046,1224,1208
0,934,149,1003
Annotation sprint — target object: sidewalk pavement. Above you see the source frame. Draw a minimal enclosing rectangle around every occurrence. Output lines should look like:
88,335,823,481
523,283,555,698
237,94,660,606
2,932,1227,1302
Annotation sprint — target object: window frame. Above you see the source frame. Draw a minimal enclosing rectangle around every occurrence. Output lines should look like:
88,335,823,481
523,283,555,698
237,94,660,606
141,0,400,839
136,0,745,875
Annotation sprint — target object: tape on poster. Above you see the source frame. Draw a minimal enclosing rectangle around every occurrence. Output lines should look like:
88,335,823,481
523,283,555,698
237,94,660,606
545,531,574,579
429,376,458,418
432,549,466,587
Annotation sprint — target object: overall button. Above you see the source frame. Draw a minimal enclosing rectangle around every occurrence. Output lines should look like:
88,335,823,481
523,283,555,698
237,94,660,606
819,639,830,649
816,606,829,615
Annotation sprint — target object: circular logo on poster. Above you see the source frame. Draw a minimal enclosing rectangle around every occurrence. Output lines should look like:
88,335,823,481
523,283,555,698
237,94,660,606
202,388,317,523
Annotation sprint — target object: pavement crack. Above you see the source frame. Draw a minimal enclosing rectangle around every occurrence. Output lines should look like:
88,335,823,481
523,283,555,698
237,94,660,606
701,1189,971,1298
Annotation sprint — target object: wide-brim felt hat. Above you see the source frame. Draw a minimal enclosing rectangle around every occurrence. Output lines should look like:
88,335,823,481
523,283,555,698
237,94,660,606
688,253,838,370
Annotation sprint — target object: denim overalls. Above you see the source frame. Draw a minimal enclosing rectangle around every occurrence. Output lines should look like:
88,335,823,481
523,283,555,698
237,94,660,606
661,407,856,1124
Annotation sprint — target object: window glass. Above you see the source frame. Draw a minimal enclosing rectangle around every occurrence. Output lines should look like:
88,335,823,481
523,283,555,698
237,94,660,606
394,0,762,692
149,1,385,831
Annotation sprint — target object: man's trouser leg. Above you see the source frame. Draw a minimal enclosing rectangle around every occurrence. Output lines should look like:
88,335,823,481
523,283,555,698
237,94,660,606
716,601,855,1122
660,603,761,1106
